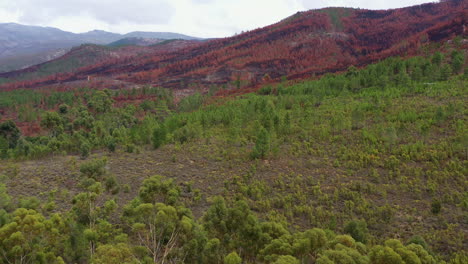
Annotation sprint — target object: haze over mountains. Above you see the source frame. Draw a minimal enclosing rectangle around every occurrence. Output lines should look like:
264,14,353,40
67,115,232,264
0,23,202,73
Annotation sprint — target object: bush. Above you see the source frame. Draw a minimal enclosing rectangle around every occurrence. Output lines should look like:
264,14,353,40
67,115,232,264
431,199,441,215
80,141,91,159
105,176,118,193
80,158,107,179
344,220,368,243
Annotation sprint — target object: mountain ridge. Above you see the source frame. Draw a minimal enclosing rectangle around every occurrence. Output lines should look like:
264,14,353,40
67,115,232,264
0,1,466,90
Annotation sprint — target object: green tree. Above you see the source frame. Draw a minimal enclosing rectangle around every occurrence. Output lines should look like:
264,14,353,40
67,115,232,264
224,251,242,264
203,238,222,264
274,255,301,264
251,127,270,159
125,202,195,263
0,183,12,210
0,120,20,148
0,136,8,158
41,111,64,136
92,243,138,264
369,245,404,264
451,50,464,74
138,175,180,205
0,209,64,264
88,90,113,113
431,52,443,67
58,104,69,114
80,157,107,180
293,228,328,259
344,220,368,243
152,124,167,149
439,64,452,81
72,182,104,258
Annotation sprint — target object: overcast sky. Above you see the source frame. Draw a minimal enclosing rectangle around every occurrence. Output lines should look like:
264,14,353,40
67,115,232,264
0,0,435,38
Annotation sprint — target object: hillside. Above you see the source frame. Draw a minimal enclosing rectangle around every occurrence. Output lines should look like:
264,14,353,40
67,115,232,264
0,1,467,263
0,23,202,73
107,37,166,47
0,40,203,84
0,0,465,91
0,49,466,263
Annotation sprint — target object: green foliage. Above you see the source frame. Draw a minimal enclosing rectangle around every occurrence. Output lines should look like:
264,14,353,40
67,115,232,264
179,92,204,112
224,251,242,264
0,184,12,210
370,245,404,264
0,209,64,264
273,255,300,264
92,243,138,264
80,158,107,179
431,199,441,215
344,220,368,243
0,120,20,149
41,111,64,136
431,52,443,67
450,50,464,74
138,175,180,205
88,90,113,113
251,127,271,159
152,124,167,149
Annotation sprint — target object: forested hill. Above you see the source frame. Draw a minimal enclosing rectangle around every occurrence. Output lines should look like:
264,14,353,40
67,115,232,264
0,44,466,263
0,0,466,91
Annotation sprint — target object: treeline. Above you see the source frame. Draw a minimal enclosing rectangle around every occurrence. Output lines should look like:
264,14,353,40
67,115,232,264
0,49,465,160
0,172,464,264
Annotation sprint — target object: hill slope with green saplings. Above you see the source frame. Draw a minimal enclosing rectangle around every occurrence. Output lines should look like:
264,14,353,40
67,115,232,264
0,48,467,263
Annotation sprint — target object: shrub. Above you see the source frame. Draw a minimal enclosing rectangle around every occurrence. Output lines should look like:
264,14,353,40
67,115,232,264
80,158,107,179
344,220,369,243
80,141,91,159
431,199,441,215
105,176,118,193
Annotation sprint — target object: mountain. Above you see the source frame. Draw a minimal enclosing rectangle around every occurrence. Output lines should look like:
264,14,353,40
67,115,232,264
0,23,202,72
107,37,166,47
122,31,201,40
0,40,202,84
0,0,466,90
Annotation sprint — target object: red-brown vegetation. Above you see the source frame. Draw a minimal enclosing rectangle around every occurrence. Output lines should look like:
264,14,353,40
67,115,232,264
0,1,465,91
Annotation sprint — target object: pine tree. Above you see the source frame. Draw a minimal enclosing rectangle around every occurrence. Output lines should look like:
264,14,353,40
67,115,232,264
152,124,167,149
251,127,270,159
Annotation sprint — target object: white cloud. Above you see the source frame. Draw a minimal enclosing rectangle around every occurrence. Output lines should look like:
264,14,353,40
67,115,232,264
0,0,435,38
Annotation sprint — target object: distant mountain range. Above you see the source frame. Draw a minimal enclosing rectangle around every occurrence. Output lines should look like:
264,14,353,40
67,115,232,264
107,37,166,47
0,23,202,72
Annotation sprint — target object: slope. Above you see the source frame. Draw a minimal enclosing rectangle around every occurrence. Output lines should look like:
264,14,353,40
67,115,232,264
0,50,466,262
0,40,203,85
0,0,465,91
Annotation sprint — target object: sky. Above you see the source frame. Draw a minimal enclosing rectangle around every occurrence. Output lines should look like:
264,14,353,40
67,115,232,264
0,0,435,38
